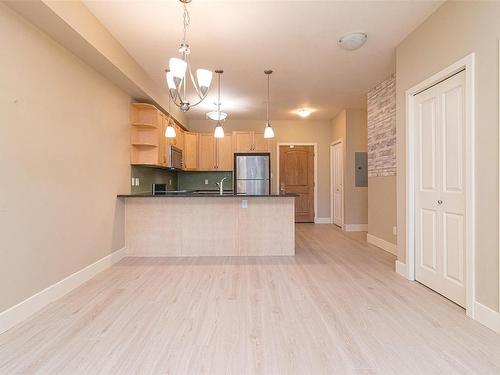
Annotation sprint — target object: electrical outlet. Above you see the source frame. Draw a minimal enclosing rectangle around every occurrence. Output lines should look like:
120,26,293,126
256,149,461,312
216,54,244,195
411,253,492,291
131,178,135,186
393,226,397,236
241,199,248,208
204,179,209,185
135,178,140,186
169,179,172,186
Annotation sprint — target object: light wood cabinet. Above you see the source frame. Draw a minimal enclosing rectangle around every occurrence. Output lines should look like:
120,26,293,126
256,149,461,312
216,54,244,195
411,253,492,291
130,103,164,166
217,134,233,170
233,131,272,152
184,132,198,170
198,133,217,170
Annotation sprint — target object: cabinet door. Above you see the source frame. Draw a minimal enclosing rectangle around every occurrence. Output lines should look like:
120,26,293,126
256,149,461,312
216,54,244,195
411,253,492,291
174,125,185,151
253,132,270,152
217,134,233,170
233,132,253,152
198,133,216,170
184,132,198,170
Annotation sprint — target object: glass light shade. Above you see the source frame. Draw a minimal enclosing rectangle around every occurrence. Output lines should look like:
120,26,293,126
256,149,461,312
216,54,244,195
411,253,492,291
169,58,187,80
166,71,176,90
206,111,228,121
165,123,176,138
264,123,274,138
214,123,225,138
196,69,213,88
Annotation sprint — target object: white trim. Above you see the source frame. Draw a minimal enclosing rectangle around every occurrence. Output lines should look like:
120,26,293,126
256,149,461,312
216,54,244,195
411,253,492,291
498,39,500,322
314,217,331,224
367,233,397,255
330,139,344,227
404,53,475,318
0,247,126,335
395,260,409,278
344,224,368,232
474,302,500,334
276,143,318,221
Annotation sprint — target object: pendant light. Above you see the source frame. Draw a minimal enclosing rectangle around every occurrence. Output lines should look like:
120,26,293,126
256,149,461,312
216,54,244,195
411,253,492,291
165,84,176,138
263,70,275,138
213,70,225,138
165,0,213,112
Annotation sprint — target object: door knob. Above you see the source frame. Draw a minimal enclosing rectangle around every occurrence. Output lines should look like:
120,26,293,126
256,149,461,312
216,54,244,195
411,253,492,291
437,200,443,205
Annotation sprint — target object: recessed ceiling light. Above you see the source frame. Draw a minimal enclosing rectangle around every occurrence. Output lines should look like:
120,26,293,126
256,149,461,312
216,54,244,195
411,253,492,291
297,108,312,118
338,32,368,51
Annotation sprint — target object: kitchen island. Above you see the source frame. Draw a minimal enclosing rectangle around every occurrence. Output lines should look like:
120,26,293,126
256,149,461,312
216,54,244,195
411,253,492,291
118,193,295,257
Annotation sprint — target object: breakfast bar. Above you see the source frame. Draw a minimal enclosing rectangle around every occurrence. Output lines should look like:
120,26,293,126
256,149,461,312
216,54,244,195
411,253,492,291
118,194,295,257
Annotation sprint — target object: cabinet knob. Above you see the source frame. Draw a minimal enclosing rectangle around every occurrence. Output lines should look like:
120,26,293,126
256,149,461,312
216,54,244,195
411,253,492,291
437,200,443,205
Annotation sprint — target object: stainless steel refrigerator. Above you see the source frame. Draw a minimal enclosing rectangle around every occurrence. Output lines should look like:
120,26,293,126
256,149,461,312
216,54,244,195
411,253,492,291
234,153,270,195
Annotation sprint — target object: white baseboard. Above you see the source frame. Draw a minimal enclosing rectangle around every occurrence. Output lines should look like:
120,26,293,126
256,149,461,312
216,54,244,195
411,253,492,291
366,233,397,255
314,217,331,224
395,260,409,279
474,301,500,334
0,247,126,335
344,224,368,232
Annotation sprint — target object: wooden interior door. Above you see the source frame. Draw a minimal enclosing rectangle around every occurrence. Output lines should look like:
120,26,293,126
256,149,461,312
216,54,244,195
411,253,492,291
279,145,314,223
198,134,216,170
217,134,233,170
414,70,466,307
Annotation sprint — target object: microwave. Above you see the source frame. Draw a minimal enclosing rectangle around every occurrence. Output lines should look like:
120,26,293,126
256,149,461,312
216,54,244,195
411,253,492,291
168,145,183,170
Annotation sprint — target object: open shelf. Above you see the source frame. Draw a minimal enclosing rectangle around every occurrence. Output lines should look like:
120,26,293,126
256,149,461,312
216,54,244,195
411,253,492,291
131,143,158,147
132,122,157,128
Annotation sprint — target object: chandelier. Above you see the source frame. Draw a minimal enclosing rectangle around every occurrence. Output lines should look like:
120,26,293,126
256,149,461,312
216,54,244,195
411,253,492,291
165,0,213,112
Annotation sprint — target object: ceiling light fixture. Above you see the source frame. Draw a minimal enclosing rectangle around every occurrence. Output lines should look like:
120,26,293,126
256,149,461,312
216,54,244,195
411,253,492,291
165,90,176,138
263,70,275,139
165,0,212,112
297,108,312,118
213,70,225,138
206,111,227,121
338,32,368,51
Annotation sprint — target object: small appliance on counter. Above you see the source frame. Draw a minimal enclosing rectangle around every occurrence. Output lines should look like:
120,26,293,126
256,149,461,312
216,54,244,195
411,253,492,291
152,183,167,195
234,153,270,195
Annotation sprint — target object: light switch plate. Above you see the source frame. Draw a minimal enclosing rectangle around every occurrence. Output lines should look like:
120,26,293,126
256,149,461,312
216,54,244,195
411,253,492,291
241,199,248,208
131,177,135,186
205,179,209,185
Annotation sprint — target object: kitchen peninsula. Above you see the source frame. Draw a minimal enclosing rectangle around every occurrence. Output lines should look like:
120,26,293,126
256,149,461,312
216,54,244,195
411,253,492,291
118,193,295,257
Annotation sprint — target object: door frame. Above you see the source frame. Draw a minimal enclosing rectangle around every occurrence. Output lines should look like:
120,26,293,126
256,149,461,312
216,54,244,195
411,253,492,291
330,139,344,228
276,143,318,223
404,53,475,317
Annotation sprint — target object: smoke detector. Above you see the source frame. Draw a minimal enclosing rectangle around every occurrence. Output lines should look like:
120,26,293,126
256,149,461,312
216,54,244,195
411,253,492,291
338,32,368,51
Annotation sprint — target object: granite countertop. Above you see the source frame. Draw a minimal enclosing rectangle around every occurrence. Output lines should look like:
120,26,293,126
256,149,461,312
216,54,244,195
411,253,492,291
118,191,297,198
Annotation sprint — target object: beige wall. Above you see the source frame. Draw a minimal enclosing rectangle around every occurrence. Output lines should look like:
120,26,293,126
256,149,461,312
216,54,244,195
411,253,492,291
396,1,499,310
331,109,368,226
0,4,130,312
189,119,333,219
368,176,396,244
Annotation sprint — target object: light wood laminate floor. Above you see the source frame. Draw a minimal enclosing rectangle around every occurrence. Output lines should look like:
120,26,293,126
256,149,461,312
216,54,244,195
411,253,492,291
1,224,500,374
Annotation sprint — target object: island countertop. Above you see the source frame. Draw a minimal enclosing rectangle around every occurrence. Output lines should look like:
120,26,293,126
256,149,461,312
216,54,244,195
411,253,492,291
118,192,297,198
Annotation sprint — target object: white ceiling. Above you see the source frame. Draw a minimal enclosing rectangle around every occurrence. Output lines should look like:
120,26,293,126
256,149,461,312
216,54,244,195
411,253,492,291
84,0,442,121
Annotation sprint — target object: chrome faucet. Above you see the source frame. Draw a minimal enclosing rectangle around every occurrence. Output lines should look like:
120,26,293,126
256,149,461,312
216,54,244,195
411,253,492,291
216,177,228,195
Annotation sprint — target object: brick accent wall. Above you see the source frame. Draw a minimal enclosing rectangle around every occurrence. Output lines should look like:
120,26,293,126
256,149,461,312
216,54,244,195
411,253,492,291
367,74,396,177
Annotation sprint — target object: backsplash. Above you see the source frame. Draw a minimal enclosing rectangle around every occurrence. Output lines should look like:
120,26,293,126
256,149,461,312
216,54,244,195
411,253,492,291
178,171,233,191
131,166,177,194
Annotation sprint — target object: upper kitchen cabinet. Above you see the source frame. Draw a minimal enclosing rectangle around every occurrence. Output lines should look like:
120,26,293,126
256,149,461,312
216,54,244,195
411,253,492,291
184,132,198,170
130,103,164,166
233,131,273,152
217,134,233,171
198,133,217,170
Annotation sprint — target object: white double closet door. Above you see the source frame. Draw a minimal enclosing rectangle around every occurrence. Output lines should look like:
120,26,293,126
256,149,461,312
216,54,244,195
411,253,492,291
414,70,466,307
